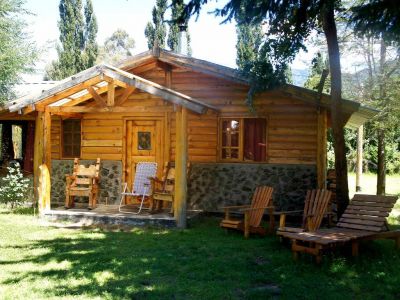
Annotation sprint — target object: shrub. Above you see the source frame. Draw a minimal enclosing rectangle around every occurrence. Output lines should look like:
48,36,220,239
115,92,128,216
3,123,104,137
0,162,30,208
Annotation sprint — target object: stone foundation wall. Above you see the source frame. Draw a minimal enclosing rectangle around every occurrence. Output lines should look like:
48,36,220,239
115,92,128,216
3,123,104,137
51,160,122,205
187,163,317,211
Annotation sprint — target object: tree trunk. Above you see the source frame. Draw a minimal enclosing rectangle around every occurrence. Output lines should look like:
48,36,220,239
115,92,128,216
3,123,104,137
322,2,349,218
377,128,386,195
1,122,15,164
356,125,363,192
376,38,387,195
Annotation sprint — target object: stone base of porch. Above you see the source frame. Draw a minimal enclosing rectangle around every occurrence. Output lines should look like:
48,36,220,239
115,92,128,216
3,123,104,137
42,205,199,228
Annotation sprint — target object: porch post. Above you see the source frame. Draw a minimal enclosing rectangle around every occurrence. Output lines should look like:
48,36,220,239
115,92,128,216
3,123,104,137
317,108,327,189
34,109,51,214
33,112,44,198
174,106,188,228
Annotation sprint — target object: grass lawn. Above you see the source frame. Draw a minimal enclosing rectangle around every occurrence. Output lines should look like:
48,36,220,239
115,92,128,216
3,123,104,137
1,209,400,299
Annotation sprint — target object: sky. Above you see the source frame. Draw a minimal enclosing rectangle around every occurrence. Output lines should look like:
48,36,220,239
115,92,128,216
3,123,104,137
22,0,316,81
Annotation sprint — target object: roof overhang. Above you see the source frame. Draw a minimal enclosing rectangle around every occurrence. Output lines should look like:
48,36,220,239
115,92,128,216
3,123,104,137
6,64,217,115
281,84,379,128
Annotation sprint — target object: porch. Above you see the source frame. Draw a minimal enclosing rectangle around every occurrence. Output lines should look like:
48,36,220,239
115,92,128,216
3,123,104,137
44,204,201,228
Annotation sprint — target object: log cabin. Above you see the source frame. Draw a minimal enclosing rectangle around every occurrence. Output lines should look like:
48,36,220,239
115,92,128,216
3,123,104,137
0,46,377,227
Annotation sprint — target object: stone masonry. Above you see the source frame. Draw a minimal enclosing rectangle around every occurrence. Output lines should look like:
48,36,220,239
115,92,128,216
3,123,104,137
51,160,122,206
187,163,317,212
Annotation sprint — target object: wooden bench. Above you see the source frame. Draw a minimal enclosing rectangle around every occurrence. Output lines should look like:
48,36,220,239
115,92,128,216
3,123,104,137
279,194,400,263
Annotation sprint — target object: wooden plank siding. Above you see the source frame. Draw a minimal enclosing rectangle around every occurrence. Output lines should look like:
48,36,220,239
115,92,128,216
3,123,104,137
49,65,319,166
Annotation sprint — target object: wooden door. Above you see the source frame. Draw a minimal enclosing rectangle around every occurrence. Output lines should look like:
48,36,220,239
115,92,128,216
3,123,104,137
125,119,164,188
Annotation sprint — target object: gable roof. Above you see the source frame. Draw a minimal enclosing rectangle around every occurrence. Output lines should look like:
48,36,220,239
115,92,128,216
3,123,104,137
6,64,217,115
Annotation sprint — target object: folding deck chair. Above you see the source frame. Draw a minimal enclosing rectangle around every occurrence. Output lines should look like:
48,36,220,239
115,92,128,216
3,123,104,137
119,162,157,214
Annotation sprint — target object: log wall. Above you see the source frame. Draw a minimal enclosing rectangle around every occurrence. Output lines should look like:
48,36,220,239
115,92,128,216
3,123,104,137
49,65,318,165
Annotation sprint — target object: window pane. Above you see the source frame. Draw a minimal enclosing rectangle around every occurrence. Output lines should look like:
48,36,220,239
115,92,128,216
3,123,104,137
222,148,239,159
63,119,81,158
138,132,151,150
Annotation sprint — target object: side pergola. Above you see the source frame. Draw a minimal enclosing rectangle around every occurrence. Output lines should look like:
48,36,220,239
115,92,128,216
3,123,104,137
7,64,217,228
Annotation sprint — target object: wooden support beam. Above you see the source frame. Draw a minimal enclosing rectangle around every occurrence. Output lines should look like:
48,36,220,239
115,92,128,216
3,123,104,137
43,108,52,170
317,108,327,189
63,85,109,107
115,86,136,106
356,125,364,192
174,106,188,228
33,112,44,200
38,164,51,215
87,86,107,107
107,81,115,106
47,105,174,114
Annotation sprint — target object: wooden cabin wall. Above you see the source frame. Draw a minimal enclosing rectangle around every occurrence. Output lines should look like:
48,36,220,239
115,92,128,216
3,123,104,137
137,67,318,165
49,65,318,166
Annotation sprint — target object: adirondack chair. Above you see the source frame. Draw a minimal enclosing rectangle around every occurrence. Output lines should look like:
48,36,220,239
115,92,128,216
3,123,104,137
277,189,332,234
220,186,274,238
279,194,400,263
65,158,101,210
149,162,187,214
119,162,157,214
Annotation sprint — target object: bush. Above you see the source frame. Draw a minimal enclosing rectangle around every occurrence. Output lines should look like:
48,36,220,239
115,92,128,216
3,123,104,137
0,162,30,209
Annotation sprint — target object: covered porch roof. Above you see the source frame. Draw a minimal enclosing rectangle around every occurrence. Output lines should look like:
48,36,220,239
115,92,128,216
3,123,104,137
5,64,218,115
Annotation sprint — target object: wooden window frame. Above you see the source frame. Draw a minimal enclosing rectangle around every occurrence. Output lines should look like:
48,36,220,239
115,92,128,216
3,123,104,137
218,117,268,163
61,119,82,159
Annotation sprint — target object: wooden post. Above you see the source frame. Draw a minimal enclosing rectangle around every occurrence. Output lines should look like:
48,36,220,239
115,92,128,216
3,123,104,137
317,108,328,189
43,108,52,170
356,125,363,192
33,112,44,199
38,164,51,214
107,81,115,106
174,106,188,228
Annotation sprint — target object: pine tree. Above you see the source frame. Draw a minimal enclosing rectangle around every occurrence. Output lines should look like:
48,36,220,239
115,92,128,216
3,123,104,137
46,0,98,80
83,0,98,68
168,0,192,55
235,10,263,73
97,29,135,65
144,0,167,49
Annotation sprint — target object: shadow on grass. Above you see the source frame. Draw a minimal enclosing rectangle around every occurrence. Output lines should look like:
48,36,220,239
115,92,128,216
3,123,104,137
1,217,400,299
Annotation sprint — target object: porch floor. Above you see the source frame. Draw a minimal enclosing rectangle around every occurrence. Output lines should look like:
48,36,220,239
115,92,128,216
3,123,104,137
43,205,200,228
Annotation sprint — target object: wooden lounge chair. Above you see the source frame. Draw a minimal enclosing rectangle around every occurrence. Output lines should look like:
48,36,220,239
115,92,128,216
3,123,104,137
279,194,400,263
65,158,100,210
277,189,332,234
220,186,274,238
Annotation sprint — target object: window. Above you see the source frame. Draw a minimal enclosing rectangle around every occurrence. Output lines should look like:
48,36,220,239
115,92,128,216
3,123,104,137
220,118,266,162
62,119,81,158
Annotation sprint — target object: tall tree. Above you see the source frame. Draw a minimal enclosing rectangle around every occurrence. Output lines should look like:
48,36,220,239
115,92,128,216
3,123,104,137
235,5,263,72
168,0,192,54
350,0,400,194
178,0,351,217
304,52,331,93
46,0,98,80
97,29,135,65
145,0,168,49
0,0,37,105
83,0,98,68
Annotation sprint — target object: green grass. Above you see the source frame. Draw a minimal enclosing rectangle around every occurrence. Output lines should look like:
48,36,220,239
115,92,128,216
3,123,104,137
1,210,400,299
